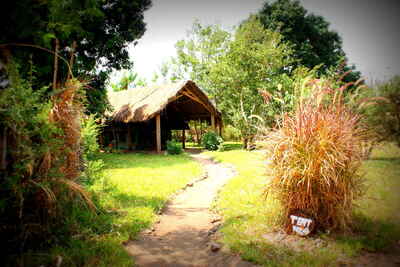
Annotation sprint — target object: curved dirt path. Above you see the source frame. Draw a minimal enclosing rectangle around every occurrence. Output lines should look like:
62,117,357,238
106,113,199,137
124,154,255,267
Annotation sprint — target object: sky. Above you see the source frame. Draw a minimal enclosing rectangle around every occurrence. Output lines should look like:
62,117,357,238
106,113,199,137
112,0,400,85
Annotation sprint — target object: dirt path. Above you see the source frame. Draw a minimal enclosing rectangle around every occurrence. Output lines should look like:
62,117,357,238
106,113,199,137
124,154,255,267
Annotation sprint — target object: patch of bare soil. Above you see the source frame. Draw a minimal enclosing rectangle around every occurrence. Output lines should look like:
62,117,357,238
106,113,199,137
124,154,255,267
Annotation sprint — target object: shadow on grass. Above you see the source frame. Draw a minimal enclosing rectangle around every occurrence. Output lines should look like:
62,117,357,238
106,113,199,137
220,216,338,266
367,156,400,162
335,213,400,252
220,212,400,266
6,187,162,267
96,152,196,170
222,143,243,151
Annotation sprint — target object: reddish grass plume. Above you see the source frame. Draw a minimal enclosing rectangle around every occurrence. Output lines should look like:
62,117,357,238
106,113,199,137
265,79,369,233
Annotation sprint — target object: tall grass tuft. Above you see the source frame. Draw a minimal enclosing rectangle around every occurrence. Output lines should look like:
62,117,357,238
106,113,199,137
50,78,83,181
266,79,369,232
1,63,97,262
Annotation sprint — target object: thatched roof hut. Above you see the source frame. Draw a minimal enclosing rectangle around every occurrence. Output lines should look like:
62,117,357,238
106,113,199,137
105,80,222,152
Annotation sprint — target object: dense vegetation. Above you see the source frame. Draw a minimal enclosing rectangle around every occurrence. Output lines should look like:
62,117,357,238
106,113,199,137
0,0,152,116
265,78,369,232
256,0,361,83
1,0,398,265
358,76,400,146
160,0,362,148
0,0,153,264
207,143,400,266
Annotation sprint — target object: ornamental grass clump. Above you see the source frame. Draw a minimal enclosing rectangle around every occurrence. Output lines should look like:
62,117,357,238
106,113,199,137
266,79,369,233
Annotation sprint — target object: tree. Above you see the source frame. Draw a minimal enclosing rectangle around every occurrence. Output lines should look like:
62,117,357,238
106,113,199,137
0,0,152,116
359,76,400,146
256,0,361,83
209,17,293,148
164,21,231,101
111,70,147,91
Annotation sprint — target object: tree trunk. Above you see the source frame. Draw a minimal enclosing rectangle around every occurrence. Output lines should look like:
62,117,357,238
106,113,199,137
52,38,59,90
156,114,161,153
67,41,77,80
243,138,248,150
1,127,7,170
182,129,186,149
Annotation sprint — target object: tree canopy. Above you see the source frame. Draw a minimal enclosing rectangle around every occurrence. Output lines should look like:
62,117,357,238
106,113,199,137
256,0,361,82
0,0,152,116
110,70,147,91
209,17,294,147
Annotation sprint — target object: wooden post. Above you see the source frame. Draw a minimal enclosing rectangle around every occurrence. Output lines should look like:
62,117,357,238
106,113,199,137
182,129,186,149
127,123,132,151
156,114,161,153
219,120,223,137
211,114,216,132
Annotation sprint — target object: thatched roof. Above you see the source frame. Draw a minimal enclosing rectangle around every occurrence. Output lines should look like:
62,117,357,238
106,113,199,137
107,80,221,123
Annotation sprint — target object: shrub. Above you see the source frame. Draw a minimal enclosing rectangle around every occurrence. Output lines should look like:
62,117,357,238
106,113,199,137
81,115,101,161
80,115,104,186
166,140,182,154
357,76,400,147
0,64,95,262
222,125,241,141
265,79,368,232
202,131,224,151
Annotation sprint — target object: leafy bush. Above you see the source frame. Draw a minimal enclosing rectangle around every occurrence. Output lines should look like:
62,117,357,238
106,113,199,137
265,79,369,232
202,131,223,151
166,140,182,154
0,65,96,263
357,76,400,146
222,125,241,141
80,115,104,185
81,115,101,160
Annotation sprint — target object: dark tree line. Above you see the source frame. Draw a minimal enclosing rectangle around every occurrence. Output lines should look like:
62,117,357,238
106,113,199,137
0,0,152,116
256,0,361,83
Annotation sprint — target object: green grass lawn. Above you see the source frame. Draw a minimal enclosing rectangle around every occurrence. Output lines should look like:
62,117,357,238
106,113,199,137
206,143,400,266
49,152,202,267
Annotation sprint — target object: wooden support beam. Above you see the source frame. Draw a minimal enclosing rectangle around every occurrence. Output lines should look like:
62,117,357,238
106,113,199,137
181,91,213,113
182,129,186,149
127,123,132,151
211,114,216,132
156,113,161,153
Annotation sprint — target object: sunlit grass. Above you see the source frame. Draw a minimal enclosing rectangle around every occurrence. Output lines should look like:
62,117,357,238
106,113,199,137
48,152,202,266
93,152,202,238
207,143,400,266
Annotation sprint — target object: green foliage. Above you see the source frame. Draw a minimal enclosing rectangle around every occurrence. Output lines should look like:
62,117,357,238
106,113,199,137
0,0,152,117
265,79,369,232
157,20,231,93
80,115,104,186
222,125,242,141
111,70,147,91
202,131,223,151
0,65,77,259
81,115,101,161
0,66,57,236
166,140,183,155
357,76,400,146
209,17,293,146
256,0,361,83
167,18,323,148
